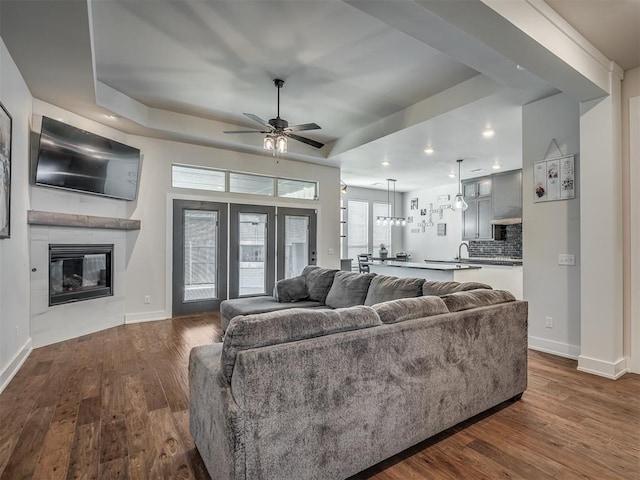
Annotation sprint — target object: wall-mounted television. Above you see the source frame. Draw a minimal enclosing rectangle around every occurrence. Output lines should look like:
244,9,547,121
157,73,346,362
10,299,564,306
35,116,141,201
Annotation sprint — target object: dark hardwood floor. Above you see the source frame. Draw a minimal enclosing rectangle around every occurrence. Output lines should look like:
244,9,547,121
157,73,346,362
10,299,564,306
0,313,638,480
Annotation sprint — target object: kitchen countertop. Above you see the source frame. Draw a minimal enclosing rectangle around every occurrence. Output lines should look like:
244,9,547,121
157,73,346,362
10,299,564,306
424,258,523,267
365,260,481,271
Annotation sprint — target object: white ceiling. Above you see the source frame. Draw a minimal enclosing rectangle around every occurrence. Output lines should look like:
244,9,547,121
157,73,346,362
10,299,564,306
0,0,636,192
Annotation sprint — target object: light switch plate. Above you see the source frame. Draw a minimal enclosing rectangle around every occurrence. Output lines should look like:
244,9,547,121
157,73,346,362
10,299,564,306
558,254,575,266
328,248,334,255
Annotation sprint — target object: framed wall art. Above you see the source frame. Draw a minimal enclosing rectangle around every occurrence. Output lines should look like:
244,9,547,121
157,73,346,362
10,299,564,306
0,101,11,239
534,154,575,203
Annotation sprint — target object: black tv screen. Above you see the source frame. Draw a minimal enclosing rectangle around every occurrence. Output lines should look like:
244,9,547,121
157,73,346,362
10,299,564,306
35,117,141,201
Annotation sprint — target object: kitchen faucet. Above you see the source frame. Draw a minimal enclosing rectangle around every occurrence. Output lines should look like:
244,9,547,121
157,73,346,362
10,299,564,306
457,242,469,260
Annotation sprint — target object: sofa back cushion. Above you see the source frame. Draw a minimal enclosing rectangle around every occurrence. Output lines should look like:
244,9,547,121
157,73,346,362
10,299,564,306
302,265,339,303
441,289,516,312
373,296,449,324
273,276,309,303
364,274,425,306
221,306,382,382
325,271,376,308
422,280,492,296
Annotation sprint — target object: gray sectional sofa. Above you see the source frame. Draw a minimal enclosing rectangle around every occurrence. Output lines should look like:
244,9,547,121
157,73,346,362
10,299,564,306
191,266,528,480
220,265,492,331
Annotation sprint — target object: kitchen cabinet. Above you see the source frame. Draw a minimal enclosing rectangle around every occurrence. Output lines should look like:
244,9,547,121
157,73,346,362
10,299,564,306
462,177,493,240
492,170,522,222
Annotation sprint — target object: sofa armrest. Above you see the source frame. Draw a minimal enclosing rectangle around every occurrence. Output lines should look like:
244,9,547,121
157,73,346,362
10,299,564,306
189,344,244,480
273,275,309,303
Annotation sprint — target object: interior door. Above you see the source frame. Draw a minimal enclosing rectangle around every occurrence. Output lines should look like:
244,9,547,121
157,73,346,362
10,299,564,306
277,207,317,279
228,204,276,299
172,200,228,316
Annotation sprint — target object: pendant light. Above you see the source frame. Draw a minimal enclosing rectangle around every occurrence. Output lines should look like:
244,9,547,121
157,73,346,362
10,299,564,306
375,179,406,226
452,159,468,212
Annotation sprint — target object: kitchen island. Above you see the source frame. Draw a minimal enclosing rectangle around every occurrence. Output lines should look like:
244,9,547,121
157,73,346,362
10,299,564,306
367,259,523,299
365,260,481,282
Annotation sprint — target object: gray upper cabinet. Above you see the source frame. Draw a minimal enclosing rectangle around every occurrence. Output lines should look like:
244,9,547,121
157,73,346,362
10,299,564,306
492,170,522,222
462,176,493,240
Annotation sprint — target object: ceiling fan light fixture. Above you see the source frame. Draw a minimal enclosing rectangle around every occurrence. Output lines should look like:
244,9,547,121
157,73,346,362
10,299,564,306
263,135,275,151
275,135,287,153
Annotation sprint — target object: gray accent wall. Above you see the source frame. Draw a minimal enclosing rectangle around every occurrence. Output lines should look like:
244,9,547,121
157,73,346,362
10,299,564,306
523,92,581,358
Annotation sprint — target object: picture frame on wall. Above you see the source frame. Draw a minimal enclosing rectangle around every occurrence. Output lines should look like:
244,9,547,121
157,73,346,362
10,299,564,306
0,101,11,239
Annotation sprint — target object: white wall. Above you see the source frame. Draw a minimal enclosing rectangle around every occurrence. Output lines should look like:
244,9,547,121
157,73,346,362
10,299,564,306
522,92,581,359
0,38,33,392
402,183,462,261
622,67,640,372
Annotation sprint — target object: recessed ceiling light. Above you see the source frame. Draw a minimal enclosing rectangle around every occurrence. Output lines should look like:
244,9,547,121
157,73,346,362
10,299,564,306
482,128,495,138
516,64,525,71
106,114,119,120
448,173,456,178
424,146,435,155
382,161,390,166
470,168,485,173
492,164,501,170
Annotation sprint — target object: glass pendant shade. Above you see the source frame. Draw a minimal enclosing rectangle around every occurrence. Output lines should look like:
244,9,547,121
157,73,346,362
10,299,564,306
452,193,468,212
452,159,468,212
376,218,382,226
263,135,275,151
275,135,287,153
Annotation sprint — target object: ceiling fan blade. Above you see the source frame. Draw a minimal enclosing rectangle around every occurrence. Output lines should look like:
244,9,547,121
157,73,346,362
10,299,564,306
286,133,325,149
223,129,266,134
243,113,272,129
286,122,321,132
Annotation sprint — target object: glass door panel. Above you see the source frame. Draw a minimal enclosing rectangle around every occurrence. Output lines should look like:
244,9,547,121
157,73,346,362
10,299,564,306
277,207,317,280
229,205,275,298
172,200,227,316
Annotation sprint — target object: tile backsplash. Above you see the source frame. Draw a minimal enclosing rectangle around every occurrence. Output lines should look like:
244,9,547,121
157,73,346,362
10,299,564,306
468,224,522,258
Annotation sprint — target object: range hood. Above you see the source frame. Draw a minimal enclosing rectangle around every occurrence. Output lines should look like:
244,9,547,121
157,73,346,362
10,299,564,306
490,218,522,225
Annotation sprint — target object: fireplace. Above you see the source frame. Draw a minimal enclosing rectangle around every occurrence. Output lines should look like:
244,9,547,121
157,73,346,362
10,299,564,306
49,244,113,306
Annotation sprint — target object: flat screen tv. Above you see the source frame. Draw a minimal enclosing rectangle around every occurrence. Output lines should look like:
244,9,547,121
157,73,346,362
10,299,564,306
35,116,141,201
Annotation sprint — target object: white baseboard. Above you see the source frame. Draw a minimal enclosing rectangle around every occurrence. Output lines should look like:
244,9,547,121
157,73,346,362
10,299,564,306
124,310,169,324
578,355,628,380
528,336,580,360
0,339,33,395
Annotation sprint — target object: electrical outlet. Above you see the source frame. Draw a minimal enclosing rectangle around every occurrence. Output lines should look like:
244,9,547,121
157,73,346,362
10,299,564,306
545,316,553,328
328,248,334,255
558,254,575,266
144,295,151,304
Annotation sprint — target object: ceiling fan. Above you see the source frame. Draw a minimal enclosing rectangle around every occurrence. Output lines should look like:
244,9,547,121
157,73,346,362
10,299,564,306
224,79,324,150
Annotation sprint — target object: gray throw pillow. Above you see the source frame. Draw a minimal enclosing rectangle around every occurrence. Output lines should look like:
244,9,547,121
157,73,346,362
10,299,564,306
302,265,339,303
325,271,376,308
373,296,449,324
273,276,309,303
364,275,425,306
422,280,492,296
441,289,516,312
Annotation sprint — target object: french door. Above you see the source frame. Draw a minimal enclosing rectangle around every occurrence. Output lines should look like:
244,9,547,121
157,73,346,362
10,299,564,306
172,200,228,316
276,207,317,279
228,204,276,298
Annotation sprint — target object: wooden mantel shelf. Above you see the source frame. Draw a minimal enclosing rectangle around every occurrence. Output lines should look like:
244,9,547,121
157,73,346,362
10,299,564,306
27,210,141,231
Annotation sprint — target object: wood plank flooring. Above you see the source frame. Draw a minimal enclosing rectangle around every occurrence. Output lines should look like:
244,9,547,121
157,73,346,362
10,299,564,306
0,313,638,479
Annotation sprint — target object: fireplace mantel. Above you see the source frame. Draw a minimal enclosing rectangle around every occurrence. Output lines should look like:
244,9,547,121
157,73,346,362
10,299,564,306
27,210,141,231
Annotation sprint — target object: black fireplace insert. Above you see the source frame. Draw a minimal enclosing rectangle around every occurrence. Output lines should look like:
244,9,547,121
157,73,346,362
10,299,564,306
49,244,113,306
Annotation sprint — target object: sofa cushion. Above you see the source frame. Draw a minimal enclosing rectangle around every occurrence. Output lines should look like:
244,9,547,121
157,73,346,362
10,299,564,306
302,265,339,303
373,296,449,324
220,296,323,325
441,289,516,312
273,276,309,303
422,280,492,296
364,275,425,306
325,271,376,309
221,306,382,382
